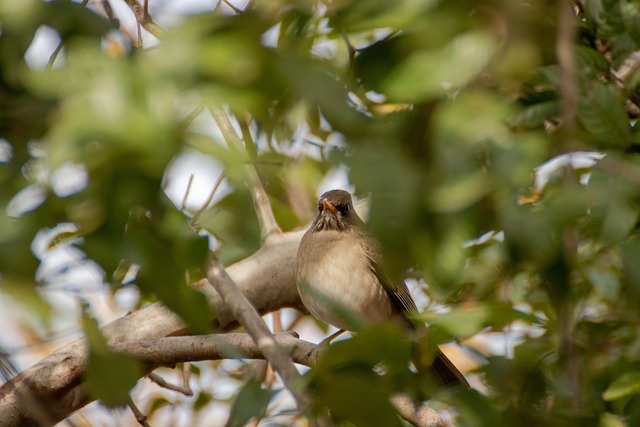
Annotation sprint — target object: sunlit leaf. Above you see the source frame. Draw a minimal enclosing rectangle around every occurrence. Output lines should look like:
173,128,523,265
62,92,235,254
384,31,497,101
603,372,640,401
425,306,491,339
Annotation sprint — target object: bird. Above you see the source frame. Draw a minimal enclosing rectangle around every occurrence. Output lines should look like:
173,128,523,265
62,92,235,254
295,189,468,388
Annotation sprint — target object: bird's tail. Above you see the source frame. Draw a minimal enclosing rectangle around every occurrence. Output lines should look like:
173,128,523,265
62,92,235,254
432,347,469,388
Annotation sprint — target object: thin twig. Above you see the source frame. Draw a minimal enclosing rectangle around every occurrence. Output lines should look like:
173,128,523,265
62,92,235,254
181,362,191,393
239,115,259,163
128,397,151,427
136,20,143,48
341,29,357,85
121,0,166,39
47,43,65,69
210,109,282,240
205,254,308,407
113,332,316,367
47,0,91,68
265,311,283,388
101,0,115,20
180,174,194,212
147,372,193,396
190,170,225,224
222,0,243,13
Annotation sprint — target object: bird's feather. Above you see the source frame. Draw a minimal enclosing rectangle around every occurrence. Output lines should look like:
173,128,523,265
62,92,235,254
362,233,469,387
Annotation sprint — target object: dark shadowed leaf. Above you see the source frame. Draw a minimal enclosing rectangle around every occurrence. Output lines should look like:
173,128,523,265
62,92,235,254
509,101,560,129
578,82,631,147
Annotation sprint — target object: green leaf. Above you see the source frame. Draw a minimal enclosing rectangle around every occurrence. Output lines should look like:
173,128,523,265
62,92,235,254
124,205,212,334
425,305,491,339
578,82,631,147
276,54,367,136
428,171,491,213
354,35,407,92
194,390,214,411
225,378,279,427
575,46,610,74
620,238,640,302
585,0,604,24
584,266,621,302
85,351,141,408
509,101,560,129
603,372,640,401
599,194,639,244
194,188,261,265
307,324,414,426
148,397,171,416
311,371,403,427
43,0,116,40
384,31,497,101
315,324,412,374
82,308,141,407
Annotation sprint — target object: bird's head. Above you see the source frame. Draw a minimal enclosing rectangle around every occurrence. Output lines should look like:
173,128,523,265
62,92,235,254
311,189,362,232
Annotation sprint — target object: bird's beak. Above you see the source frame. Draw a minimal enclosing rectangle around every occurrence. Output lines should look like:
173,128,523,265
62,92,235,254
322,198,337,214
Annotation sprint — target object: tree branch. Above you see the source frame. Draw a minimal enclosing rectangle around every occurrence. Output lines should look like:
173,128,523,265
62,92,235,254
205,255,307,406
391,395,453,427
556,0,582,413
210,108,282,240
0,230,304,427
127,397,151,427
0,229,451,427
115,332,316,367
147,372,193,396
556,0,578,144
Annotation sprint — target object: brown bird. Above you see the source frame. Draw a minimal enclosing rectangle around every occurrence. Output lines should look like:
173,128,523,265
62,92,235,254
296,189,468,388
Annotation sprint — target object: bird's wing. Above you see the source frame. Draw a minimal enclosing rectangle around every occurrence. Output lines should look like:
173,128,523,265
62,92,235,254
359,232,425,332
361,232,470,388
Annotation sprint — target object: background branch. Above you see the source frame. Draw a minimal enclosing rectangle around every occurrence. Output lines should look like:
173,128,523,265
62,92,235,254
122,0,166,39
556,0,578,143
210,108,282,240
555,0,582,413
391,395,453,427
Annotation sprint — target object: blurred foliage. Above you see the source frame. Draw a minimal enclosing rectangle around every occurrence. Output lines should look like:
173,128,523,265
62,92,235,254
82,305,141,407
225,377,279,427
306,325,415,427
1,0,640,425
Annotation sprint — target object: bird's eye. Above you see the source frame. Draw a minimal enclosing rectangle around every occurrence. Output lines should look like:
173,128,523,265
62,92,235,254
318,202,324,212
339,205,350,215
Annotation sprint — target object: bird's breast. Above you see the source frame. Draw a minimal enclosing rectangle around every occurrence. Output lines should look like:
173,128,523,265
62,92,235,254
296,230,394,330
